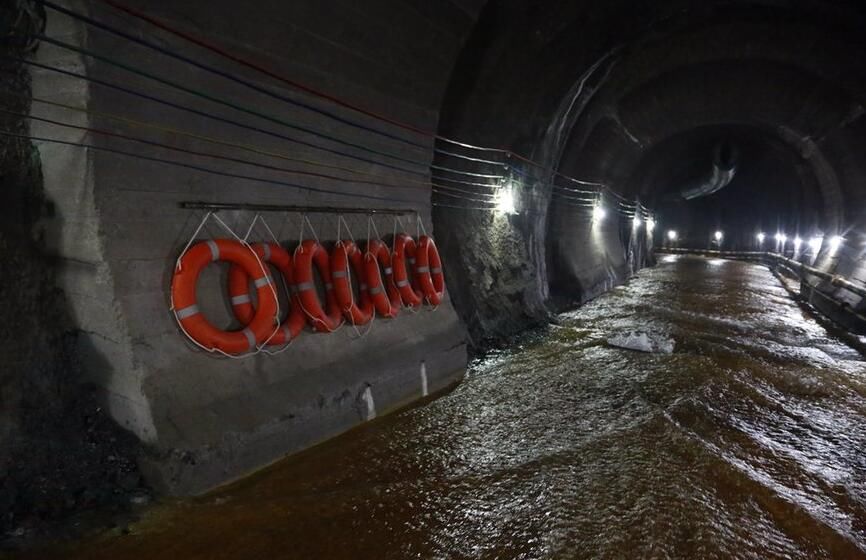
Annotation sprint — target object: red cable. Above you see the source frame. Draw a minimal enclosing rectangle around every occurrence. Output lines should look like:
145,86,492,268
97,0,434,138
95,0,626,198
10,110,428,192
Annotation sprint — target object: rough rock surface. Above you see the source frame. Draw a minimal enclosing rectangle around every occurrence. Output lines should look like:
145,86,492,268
0,2,146,549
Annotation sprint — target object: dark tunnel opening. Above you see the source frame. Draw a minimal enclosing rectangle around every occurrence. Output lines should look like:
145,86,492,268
623,124,824,249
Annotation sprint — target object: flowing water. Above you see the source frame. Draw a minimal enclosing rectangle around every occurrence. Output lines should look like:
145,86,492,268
27,255,866,558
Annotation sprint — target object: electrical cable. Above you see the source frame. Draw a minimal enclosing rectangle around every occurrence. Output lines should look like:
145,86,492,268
22,24,644,214
551,190,597,204
31,34,431,170
432,174,501,189
0,130,423,204
430,164,503,179
553,170,606,188
29,96,489,196
24,97,510,206
435,147,509,168
551,179,598,194
8,109,432,192
10,116,502,208
89,0,630,196
3,57,432,178
432,183,497,198
35,0,430,151
29,96,402,181
552,183,601,197
9,64,516,204
432,202,496,211
432,190,497,204
10,5,655,217
94,0,435,137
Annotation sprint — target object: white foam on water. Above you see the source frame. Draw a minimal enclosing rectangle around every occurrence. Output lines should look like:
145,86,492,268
607,331,675,354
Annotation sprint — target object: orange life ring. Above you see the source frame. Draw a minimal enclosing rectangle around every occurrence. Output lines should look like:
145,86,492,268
293,239,343,332
331,240,373,325
391,234,423,308
171,239,277,354
364,239,401,318
227,242,306,345
415,235,445,306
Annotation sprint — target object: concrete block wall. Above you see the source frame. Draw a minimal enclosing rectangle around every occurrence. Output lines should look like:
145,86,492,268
32,0,481,494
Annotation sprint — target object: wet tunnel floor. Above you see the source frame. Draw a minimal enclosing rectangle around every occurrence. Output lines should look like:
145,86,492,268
28,256,866,558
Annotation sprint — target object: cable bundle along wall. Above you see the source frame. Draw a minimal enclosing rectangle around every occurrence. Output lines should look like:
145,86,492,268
7,0,654,223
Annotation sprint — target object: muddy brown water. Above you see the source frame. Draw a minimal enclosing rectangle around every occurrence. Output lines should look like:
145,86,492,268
19,255,866,559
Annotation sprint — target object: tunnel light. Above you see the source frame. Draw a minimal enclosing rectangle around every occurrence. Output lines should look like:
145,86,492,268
808,236,823,253
756,232,765,243
592,204,606,222
495,186,516,215
714,231,723,242
632,215,641,229
646,218,655,232
793,237,802,251
667,230,678,241
775,233,787,244
829,235,844,255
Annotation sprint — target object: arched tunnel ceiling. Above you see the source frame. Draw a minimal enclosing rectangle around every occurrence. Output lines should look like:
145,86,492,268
622,125,825,245
442,0,866,206
561,59,854,229
557,17,866,234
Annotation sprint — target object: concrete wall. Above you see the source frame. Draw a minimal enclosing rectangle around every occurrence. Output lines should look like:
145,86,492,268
32,0,479,494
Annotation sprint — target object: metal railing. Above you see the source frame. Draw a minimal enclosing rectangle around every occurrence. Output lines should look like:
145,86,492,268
656,248,866,299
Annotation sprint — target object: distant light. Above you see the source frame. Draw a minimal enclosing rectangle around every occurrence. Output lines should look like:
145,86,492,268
829,235,844,255
775,233,787,244
495,186,516,215
592,204,606,222
808,236,823,252
667,230,678,241
646,218,656,232
632,215,641,228
756,232,765,243
714,231,723,241
793,236,802,251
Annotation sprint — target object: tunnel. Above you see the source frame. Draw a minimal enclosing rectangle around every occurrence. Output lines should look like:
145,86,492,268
2,0,866,557
432,0,866,341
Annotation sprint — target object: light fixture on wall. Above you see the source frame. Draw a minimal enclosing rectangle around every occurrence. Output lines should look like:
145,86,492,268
808,236,823,253
829,235,844,255
646,218,655,232
756,232,765,244
592,204,606,222
714,230,723,242
775,232,787,245
793,236,802,251
667,230,678,241
495,185,516,215
632,215,641,228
